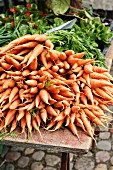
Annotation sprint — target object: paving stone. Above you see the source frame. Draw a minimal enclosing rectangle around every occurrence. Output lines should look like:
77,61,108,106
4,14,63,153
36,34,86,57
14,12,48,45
99,126,108,132
99,132,110,139
96,151,110,163
5,152,21,162
17,156,29,168
10,146,25,152
83,151,93,157
24,148,35,155
1,146,9,158
75,157,95,170
43,167,57,170
94,163,107,170
97,141,111,150
31,162,43,170
32,151,45,161
5,163,15,170
45,154,61,166
110,156,113,165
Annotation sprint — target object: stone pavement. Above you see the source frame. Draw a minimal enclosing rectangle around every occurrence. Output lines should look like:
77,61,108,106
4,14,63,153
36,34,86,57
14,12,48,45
0,63,112,170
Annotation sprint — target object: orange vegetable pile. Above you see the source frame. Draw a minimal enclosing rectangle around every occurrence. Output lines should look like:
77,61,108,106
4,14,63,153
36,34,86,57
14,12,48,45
0,33,113,140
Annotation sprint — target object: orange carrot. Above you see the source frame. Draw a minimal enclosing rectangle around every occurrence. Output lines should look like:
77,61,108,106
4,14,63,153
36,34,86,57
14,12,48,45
27,44,44,66
65,50,74,56
68,122,79,139
22,69,30,77
17,109,25,121
52,65,59,72
35,34,47,42
10,119,17,132
25,80,37,86
3,79,15,89
45,39,54,50
49,50,59,61
21,117,26,133
1,62,11,70
92,66,108,73
59,52,67,61
39,89,49,104
26,110,32,133
9,99,20,109
29,58,38,71
40,108,47,123
46,106,58,116
35,113,41,127
9,86,19,103
0,88,11,103
4,109,16,127
90,72,110,80
95,88,113,100
83,86,94,105
84,63,93,73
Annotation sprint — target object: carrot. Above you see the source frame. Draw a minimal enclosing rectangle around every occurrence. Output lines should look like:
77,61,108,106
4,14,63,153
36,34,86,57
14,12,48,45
54,112,65,121
25,80,37,87
95,88,113,100
0,73,7,79
52,119,64,131
22,69,30,77
77,58,95,66
17,109,25,121
72,63,78,70
0,88,11,103
0,118,5,131
4,109,16,127
21,51,32,64
64,61,70,70
52,65,59,72
29,58,38,71
99,104,113,113
0,86,4,93
38,83,45,89
80,110,94,139
73,52,86,59
59,68,66,74
17,49,30,56
9,99,20,109
69,74,76,80
65,115,70,126
8,48,21,55
35,113,41,126
1,62,11,70
27,44,44,66
83,86,94,105
46,106,58,116
27,100,35,111
35,34,47,42
9,86,19,103
84,63,93,73
39,89,49,104
64,106,71,116
14,41,38,50
68,122,79,139
90,72,110,80
52,93,67,101
45,39,54,50
71,105,80,112
21,117,26,133
76,116,86,132
40,108,47,123
9,54,24,61
60,90,75,98
92,66,108,73
45,118,56,130
10,119,17,132
54,101,64,109
40,49,48,68
6,71,21,76
26,110,32,133
72,82,80,93
83,73,90,87
76,70,84,78
65,50,74,56
49,50,59,61
59,52,67,61
3,79,15,89
8,56,22,70
80,93,88,106
1,102,11,111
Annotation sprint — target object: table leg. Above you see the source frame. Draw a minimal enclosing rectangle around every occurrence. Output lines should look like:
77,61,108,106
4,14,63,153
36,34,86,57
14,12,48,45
61,152,70,170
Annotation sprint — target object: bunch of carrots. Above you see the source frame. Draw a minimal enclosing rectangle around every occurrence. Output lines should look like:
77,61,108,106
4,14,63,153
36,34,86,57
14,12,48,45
0,33,113,140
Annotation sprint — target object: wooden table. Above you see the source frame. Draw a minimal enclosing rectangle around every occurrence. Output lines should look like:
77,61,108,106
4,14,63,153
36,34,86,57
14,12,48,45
0,128,92,170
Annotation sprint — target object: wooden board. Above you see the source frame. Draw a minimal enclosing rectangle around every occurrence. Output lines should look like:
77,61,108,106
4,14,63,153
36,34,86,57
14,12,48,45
0,128,92,154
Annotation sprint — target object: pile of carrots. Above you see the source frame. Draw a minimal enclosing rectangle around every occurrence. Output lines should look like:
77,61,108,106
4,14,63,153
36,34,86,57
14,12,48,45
0,33,113,140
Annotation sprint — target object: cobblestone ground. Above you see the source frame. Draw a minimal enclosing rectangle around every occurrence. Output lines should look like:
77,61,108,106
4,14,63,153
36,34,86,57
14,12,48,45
0,63,112,170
